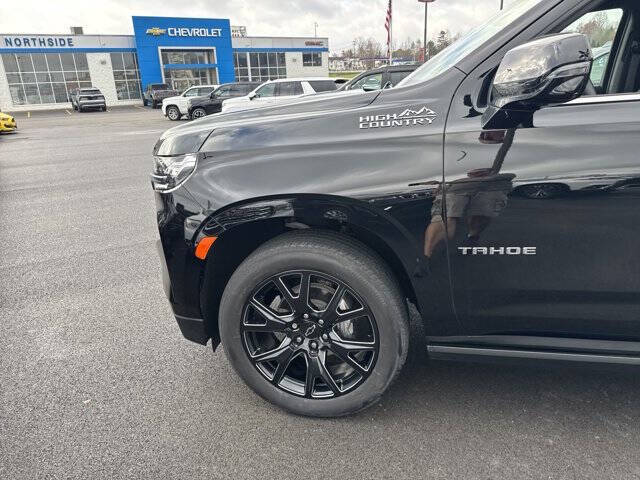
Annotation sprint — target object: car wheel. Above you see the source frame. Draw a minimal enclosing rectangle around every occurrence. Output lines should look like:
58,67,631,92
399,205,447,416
143,98,148,107
518,183,568,199
78,106,83,113
102,106,107,112
191,108,206,119
166,106,181,121
219,231,410,417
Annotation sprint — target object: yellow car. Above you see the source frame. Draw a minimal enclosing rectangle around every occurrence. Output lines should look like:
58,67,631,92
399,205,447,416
0,110,17,133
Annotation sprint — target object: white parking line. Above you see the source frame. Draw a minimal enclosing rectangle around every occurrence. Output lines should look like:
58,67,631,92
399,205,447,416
65,110,71,115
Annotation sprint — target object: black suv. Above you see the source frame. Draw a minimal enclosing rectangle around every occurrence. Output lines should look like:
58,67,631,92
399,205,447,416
340,63,421,92
188,82,260,119
152,0,640,418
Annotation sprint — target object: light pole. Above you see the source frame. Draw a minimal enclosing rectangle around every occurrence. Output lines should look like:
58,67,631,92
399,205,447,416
418,0,435,61
314,22,318,38
500,0,504,9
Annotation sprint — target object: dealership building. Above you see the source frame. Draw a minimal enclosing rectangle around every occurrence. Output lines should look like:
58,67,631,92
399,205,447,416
0,16,329,111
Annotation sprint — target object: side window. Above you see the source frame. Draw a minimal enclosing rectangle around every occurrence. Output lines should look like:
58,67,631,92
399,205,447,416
200,87,214,96
215,85,232,97
350,73,383,91
276,82,303,96
563,8,623,93
184,88,199,97
308,80,338,92
256,83,277,98
389,71,412,87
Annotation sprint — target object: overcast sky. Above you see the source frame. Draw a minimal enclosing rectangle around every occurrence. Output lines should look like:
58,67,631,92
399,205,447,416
1,0,522,53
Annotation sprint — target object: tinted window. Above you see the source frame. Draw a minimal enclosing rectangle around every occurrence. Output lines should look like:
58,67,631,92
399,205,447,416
276,82,303,96
199,87,215,95
308,80,338,92
214,85,232,97
389,71,412,87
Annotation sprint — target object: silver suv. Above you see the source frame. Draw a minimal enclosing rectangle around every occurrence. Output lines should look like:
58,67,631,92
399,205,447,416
70,88,106,112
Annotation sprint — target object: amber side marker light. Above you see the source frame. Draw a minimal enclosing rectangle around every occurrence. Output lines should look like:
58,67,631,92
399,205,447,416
194,236,217,259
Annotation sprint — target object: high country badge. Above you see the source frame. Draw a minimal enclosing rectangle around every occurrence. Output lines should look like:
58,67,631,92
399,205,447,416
359,106,437,129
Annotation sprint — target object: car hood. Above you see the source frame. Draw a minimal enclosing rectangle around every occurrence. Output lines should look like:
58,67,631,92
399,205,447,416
153,89,382,156
162,95,183,104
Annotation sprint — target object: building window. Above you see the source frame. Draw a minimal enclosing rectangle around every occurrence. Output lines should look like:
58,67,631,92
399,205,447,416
236,52,286,82
110,52,142,100
303,52,322,67
1,52,91,105
163,68,218,91
233,52,250,81
160,49,215,65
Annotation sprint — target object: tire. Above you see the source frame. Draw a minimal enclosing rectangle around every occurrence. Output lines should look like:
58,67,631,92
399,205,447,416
152,100,158,109
166,105,181,121
143,98,148,107
72,103,77,111
78,106,83,113
102,106,107,112
191,107,206,119
219,230,410,417
518,183,568,199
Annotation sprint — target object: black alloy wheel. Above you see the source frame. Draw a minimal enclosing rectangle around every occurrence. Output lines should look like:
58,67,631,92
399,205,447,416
241,270,378,399
219,231,410,417
191,107,206,119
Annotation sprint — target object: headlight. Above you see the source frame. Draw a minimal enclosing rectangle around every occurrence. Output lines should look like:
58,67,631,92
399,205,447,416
151,153,198,192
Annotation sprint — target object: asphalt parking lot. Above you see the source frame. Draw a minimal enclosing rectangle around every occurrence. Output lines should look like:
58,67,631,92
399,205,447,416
1,106,639,480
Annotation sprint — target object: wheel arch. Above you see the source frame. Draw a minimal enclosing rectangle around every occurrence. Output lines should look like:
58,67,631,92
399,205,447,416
198,195,423,349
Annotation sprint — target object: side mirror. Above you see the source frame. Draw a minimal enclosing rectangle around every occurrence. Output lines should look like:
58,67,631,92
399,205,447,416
248,91,257,100
362,83,380,92
483,33,592,129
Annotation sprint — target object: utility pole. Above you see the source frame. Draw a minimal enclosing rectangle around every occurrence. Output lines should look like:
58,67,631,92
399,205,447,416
314,21,318,38
419,0,435,61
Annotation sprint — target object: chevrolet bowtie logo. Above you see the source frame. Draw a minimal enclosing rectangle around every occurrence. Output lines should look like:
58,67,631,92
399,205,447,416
146,27,167,36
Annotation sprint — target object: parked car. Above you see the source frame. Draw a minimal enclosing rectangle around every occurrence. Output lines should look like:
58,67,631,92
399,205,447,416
151,0,640,418
188,82,260,119
0,109,17,133
339,64,421,92
161,85,218,121
70,87,106,112
221,78,343,113
589,42,612,90
143,83,179,109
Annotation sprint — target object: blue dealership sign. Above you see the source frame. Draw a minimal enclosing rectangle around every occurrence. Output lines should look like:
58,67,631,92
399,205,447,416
132,16,235,90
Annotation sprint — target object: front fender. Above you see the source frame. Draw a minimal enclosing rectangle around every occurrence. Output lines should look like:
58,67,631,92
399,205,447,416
197,194,453,334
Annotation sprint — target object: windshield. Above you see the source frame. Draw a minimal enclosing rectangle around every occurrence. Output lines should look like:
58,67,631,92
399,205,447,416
400,0,545,87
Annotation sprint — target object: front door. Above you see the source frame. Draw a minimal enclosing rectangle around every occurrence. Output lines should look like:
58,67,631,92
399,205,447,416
441,4,640,339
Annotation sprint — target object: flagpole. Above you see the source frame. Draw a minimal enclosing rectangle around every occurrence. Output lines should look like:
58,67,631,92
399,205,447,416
389,0,393,65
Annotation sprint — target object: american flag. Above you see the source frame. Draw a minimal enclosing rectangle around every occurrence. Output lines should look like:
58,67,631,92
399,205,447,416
385,0,392,57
